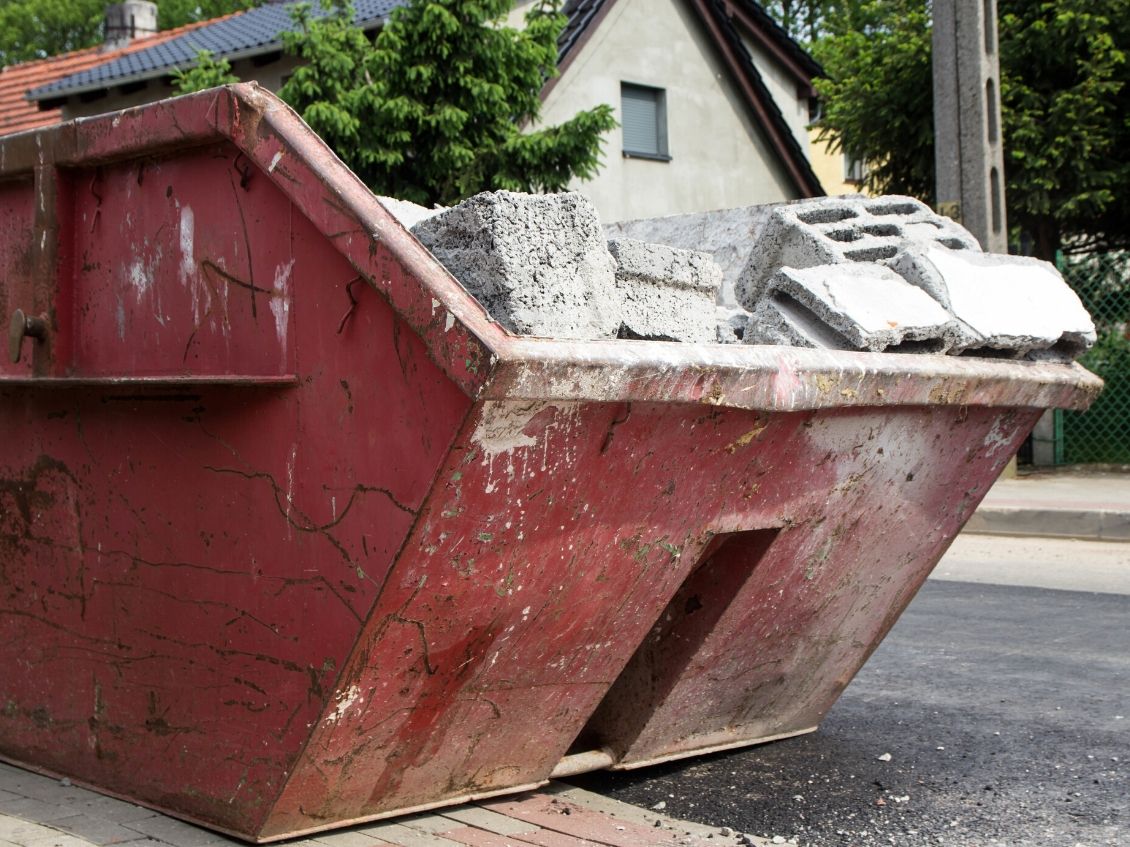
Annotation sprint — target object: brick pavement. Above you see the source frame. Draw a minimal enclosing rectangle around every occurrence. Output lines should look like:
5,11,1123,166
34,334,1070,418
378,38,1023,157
0,763,769,847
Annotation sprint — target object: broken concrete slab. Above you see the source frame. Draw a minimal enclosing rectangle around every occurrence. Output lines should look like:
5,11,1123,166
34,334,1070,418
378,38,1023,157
378,196,446,230
607,238,720,343
734,195,980,310
890,246,1097,360
743,264,959,354
605,204,776,309
412,191,620,340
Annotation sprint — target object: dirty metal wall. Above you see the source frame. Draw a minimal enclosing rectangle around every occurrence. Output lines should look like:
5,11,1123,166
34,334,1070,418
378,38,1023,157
262,399,1036,838
0,139,472,833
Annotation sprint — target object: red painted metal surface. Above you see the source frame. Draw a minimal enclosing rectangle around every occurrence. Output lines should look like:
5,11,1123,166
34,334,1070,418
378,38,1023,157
0,85,1101,842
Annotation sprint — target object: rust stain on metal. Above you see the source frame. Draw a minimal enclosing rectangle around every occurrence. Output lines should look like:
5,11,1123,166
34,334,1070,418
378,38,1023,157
724,421,768,453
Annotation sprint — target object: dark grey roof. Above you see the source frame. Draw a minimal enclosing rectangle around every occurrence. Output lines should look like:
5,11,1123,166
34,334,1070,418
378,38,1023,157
29,0,405,101
704,0,823,197
731,0,823,78
558,0,604,62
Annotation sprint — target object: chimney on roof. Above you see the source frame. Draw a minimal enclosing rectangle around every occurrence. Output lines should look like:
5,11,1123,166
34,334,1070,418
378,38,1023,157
103,1,159,50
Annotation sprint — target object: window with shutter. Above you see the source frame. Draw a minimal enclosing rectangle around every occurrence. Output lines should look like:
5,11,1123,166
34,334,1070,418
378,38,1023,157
621,83,670,160
843,153,867,183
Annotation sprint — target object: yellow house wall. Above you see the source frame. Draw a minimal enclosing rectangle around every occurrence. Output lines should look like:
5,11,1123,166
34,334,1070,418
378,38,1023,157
807,127,868,196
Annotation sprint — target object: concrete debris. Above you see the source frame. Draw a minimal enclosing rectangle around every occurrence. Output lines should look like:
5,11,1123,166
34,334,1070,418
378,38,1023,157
734,195,980,309
606,204,777,309
412,191,620,340
608,238,720,343
378,196,446,230
889,246,1096,359
730,194,1092,361
411,190,1094,362
412,191,725,342
744,264,958,354
716,306,752,344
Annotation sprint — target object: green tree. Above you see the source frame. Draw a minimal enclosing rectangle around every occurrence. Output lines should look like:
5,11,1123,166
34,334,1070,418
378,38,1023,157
277,0,617,206
811,0,1130,260
761,1,842,44
0,0,257,66
809,1,935,201
1000,1,1129,258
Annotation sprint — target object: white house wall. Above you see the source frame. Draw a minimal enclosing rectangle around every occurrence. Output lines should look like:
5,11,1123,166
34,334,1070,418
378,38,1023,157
740,35,812,152
532,0,796,222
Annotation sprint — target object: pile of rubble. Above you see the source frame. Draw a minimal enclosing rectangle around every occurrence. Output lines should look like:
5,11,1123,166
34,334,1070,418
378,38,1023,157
386,190,1095,362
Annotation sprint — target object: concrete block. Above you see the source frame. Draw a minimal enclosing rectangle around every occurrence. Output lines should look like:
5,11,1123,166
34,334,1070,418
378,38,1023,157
412,191,620,340
734,195,980,309
890,246,1096,360
715,305,751,344
605,204,777,308
744,265,958,353
606,238,720,342
377,196,446,231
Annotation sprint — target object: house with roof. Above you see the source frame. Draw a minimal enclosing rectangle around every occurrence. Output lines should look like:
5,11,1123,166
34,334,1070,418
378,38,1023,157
11,0,827,222
0,8,218,139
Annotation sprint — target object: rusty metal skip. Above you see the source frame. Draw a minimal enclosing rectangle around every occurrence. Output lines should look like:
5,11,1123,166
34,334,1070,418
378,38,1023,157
0,85,1100,842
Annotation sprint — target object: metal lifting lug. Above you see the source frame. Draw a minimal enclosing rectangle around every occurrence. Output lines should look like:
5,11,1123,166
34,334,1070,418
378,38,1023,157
8,308,48,364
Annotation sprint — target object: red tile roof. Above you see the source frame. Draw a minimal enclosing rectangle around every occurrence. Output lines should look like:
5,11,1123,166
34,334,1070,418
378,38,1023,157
0,19,219,138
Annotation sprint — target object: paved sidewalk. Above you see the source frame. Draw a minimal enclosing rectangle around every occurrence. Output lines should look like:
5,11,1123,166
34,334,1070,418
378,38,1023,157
965,468,1130,541
0,763,769,847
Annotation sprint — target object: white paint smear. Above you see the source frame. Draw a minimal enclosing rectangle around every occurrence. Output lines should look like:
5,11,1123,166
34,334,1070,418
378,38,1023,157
324,684,363,724
179,205,195,284
270,258,296,355
472,401,548,458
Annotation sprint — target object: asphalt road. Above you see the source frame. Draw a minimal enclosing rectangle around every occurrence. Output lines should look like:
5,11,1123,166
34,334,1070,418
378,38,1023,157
570,539,1130,847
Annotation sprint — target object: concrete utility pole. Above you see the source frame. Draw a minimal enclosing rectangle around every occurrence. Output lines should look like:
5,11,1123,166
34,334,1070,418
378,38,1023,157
932,0,1007,254
935,0,1048,470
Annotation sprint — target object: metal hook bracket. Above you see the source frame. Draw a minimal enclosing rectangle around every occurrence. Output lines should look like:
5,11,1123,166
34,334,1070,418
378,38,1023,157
8,308,48,364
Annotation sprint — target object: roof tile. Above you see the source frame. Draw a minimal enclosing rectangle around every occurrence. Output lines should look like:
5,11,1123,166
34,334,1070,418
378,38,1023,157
28,0,403,101
0,18,219,138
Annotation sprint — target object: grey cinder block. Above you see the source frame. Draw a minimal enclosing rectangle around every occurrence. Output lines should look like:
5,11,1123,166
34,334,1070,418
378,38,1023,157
735,195,979,310
607,238,721,342
412,191,620,340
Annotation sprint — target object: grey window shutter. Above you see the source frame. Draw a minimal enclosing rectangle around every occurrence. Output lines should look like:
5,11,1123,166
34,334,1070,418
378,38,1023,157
622,84,660,155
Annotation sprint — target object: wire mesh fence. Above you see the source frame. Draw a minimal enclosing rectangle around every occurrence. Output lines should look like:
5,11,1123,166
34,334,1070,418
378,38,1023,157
1056,251,1130,465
